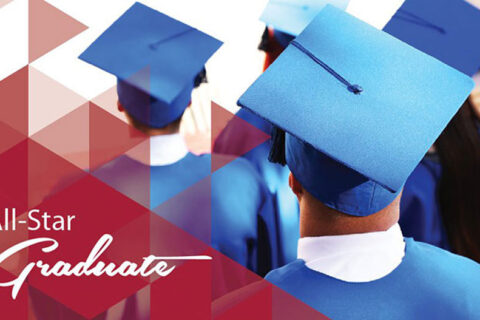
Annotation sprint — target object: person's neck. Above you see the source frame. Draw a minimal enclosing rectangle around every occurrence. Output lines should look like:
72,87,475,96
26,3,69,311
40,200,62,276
299,193,400,238
146,128,180,136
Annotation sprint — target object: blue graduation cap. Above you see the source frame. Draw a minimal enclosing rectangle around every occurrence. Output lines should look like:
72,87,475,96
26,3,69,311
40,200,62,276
239,5,473,216
79,2,222,128
260,0,350,36
383,0,480,76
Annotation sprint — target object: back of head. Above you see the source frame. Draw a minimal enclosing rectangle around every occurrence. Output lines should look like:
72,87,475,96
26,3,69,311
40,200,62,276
290,173,401,237
121,69,208,135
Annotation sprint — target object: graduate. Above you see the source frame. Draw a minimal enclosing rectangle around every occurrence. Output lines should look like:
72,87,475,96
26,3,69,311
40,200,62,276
214,0,407,267
238,5,480,318
79,2,276,276
384,0,480,260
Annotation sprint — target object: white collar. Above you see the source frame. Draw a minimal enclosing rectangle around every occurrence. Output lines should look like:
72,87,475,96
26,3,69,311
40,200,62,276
149,134,189,166
297,223,405,282
127,134,189,166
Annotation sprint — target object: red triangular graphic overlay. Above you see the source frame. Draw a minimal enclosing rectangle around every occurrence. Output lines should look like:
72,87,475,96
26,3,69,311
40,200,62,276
28,0,87,62
211,101,270,172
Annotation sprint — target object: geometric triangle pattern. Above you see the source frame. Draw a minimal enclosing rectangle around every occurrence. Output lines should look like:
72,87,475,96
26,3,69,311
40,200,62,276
89,102,149,172
0,67,28,155
0,94,328,319
211,101,270,172
0,2,329,318
28,0,87,63
28,66,87,137
31,103,90,170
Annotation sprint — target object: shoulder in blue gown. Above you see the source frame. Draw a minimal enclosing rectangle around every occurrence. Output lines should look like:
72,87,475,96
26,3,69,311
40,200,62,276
400,155,450,250
266,238,480,319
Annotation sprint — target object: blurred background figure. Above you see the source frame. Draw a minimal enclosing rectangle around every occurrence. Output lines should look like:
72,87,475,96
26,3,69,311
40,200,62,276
383,0,480,262
213,11,298,267
401,93,480,262
383,0,480,77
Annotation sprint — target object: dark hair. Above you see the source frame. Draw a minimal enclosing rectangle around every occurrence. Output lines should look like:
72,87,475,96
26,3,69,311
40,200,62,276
194,68,208,88
258,27,271,52
268,126,287,165
126,112,183,133
435,97,480,262
124,68,207,132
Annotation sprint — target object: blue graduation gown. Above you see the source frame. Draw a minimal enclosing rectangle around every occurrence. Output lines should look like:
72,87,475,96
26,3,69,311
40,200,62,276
266,238,480,319
400,156,449,250
215,108,300,266
94,152,276,275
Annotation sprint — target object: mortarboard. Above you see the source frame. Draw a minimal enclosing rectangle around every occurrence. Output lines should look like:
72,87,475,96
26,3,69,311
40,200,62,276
260,0,404,38
260,0,350,36
239,5,473,216
79,2,222,128
383,0,480,76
